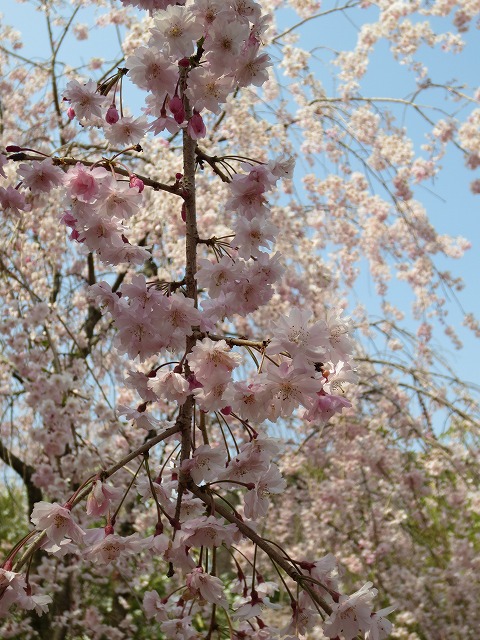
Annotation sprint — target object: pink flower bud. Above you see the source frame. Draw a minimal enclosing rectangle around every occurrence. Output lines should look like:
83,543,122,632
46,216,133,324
187,111,206,140
175,173,183,181
188,374,202,390
221,406,232,415
169,95,185,124
178,57,190,68
5,145,22,152
105,103,119,124
60,211,77,228
67,106,76,120
129,174,145,192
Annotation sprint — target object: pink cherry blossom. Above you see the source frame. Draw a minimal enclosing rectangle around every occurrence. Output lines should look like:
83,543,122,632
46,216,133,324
231,216,277,258
195,257,241,298
204,16,250,73
235,47,272,87
323,582,377,640
64,79,105,120
161,617,198,640
182,515,239,548
84,530,151,564
263,361,322,418
188,337,242,383
97,178,142,219
268,308,329,366
65,163,108,202
0,185,29,215
16,590,53,616
186,68,233,114
303,390,352,424
143,590,169,622
243,464,287,519
186,567,228,606
18,158,65,194
126,46,178,96
148,369,190,404
181,443,225,484
86,480,123,517
31,501,85,544
118,403,161,430
366,606,395,640
105,116,148,146
150,5,203,59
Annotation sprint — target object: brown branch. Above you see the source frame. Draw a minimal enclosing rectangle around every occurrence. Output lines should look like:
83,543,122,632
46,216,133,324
271,1,361,43
200,332,270,351
173,68,199,526
195,147,231,183
0,439,42,514
12,422,182,572
189,484,332,615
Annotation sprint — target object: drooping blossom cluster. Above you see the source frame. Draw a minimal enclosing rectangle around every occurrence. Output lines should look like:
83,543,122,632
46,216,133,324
1,0,479,638
0,2,376,635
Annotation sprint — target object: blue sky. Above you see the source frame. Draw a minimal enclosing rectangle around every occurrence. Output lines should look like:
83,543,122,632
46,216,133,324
273,4,480,384
1,0,478,384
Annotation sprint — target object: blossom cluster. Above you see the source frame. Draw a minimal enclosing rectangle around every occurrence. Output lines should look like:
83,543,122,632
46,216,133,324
63,0,272,143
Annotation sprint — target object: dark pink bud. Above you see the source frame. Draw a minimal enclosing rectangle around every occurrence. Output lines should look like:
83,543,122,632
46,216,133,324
221,406,232,415
187,111,206,140
67,106,76,120
188,374,202,391
129,174,145,192
175,173,183,181
178,57,190,68
169,95,185,124
181,203,186,222
105,103,119,124
5,145,22,152
104,524,115,536
60,211,77,228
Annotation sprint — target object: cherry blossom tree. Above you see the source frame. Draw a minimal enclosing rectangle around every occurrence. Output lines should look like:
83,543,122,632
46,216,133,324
0,1,479,639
